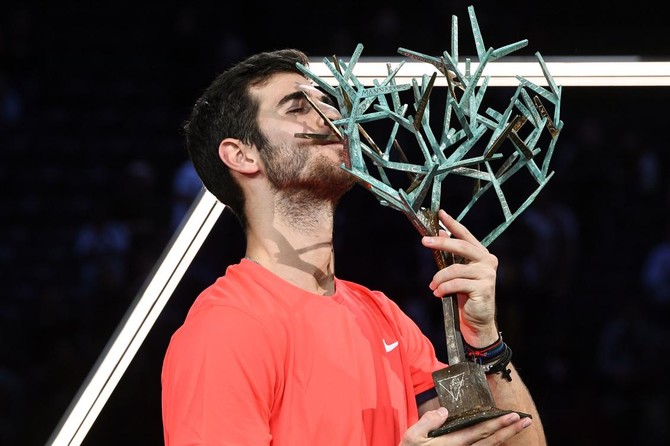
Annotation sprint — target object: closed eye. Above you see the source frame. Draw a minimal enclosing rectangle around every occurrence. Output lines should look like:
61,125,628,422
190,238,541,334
287,99,312,114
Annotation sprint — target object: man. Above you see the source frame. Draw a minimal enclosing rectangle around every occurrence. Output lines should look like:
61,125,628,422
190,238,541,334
162,48,546,445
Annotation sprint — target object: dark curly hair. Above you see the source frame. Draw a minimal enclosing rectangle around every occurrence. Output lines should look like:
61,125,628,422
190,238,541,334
183,49,310,229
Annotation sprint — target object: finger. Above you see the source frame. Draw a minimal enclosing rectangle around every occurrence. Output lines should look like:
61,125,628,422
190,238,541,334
433,261,496,285
416,407,449,433
447,412,532,446
402,407,449,443
421,236,490,265
472,415,533,446
437,210,483,248
430,278,479,298
432,262,486,281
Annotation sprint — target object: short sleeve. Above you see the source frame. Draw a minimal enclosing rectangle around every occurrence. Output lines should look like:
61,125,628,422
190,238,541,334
162,306,283,445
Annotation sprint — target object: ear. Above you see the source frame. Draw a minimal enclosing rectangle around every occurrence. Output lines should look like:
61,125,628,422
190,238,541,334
218,138,260,174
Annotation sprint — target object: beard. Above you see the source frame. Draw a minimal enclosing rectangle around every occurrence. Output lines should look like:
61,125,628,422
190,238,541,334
261,139,357,204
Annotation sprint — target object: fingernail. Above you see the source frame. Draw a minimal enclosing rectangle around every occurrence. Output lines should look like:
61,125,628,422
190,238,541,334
503,413,520,425
422,236,434,246
521,418,532,428
437,407,448,417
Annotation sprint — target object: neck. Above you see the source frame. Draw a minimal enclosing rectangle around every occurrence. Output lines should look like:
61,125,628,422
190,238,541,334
244,195,337,295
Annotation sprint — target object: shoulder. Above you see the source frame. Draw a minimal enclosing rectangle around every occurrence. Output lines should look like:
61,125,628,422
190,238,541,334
335,278,407,318
169,261,291,354
186,260,294,321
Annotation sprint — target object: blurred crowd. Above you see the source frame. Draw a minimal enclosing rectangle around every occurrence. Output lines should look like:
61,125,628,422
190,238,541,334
1,2,669,445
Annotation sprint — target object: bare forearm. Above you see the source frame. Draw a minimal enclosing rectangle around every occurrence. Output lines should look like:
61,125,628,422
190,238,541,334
488,363,546,446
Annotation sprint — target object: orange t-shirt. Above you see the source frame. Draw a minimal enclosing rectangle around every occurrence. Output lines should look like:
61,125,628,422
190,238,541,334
162,259,445,445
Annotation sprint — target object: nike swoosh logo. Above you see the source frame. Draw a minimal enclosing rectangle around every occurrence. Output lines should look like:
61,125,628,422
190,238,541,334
383,339,399,353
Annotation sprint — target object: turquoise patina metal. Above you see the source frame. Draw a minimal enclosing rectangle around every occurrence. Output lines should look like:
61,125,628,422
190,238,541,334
297,5,563,248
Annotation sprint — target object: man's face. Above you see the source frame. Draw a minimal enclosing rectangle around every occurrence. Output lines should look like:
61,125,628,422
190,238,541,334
251,72,356,200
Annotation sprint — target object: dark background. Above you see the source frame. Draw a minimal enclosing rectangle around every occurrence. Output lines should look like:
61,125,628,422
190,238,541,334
2,1,669,444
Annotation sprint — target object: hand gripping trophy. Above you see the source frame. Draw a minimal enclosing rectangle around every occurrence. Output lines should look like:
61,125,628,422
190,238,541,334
296,5,563,437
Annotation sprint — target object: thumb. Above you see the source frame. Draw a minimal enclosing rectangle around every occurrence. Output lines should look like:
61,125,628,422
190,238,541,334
400,408,449,445
412,407,449,437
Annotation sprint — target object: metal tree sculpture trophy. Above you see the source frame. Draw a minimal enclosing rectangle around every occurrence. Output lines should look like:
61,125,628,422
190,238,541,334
297,5,563,436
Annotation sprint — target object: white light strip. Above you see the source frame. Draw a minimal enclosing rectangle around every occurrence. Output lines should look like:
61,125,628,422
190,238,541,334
308,60,670,86
48,189,225,446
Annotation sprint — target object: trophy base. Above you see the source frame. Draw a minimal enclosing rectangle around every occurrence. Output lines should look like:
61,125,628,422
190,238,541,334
428,361,531,437
428,407,531,437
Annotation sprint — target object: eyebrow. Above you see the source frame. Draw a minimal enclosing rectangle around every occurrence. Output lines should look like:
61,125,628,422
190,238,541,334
277,91,305,107
277,90,335,108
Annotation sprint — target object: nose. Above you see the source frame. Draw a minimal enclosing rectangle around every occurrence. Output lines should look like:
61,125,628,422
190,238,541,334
313,100,344,141
298,84,342,126
307,98,342,141
316,100,341,126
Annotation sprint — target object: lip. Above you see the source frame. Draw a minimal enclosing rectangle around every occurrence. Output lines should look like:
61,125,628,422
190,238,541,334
315,139,346,159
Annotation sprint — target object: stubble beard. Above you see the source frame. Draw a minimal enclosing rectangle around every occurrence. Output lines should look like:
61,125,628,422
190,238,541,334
262,139,357,227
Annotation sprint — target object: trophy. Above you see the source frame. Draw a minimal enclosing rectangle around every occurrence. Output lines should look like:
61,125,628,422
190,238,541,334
297,4,563,436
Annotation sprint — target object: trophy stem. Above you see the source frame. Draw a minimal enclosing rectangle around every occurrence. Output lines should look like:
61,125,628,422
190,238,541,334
421,208,466,366
441,294,465,365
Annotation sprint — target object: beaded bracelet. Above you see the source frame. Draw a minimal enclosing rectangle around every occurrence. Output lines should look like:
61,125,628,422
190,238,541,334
464,332,513,382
